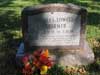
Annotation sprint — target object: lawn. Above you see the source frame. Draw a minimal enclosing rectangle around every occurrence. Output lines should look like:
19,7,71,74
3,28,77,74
0,0,100,75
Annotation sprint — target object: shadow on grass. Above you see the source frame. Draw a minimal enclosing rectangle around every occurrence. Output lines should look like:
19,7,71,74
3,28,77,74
0,0,22,74
0,0,14,7
93,38,100,58
86,38,100,73
38,0,89,7
0,10,21,32
38,0,78,4
93,0,100,2
1,31,22,50
88,12,100,26
0,31,22,74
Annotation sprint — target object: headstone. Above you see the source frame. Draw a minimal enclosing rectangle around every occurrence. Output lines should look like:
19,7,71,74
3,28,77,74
21,3,94,66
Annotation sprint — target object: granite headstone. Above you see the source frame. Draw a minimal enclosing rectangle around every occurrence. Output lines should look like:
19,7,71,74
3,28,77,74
21,3,94,66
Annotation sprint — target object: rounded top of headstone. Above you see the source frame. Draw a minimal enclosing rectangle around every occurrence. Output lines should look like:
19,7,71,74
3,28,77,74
22,3,87,15
24,3,80,10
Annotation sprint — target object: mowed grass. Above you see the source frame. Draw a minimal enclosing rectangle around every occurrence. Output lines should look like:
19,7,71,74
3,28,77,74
0,0,100,75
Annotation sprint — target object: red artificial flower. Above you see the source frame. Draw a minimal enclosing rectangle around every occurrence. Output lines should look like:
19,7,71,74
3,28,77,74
33,60,41,68
24,62,31,69
21,49,54,75
46,61,53,68
22,62,33,75
33,49,42,57
39,49,53,68
23,68,33,75
41,49,49,57
22,54,29,64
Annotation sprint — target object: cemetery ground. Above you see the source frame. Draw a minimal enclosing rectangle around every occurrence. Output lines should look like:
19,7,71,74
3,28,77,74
0,0,100,75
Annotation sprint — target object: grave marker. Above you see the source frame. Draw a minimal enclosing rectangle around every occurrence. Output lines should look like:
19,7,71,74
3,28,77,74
21,3,94,66
22,4,86,51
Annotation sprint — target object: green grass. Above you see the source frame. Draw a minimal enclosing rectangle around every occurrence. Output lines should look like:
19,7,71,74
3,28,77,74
0,0,100,75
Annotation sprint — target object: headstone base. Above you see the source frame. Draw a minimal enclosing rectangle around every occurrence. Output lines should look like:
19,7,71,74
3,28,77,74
55,40,94,66
16,40,94,66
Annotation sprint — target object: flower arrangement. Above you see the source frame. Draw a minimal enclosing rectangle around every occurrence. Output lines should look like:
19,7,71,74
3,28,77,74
21,49,87,75
21,49,54,75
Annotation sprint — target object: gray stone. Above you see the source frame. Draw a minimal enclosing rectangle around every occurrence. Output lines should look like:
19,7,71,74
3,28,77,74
49,40,94,66
22,3,86,51
19,3,95,66
16,40,94,66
